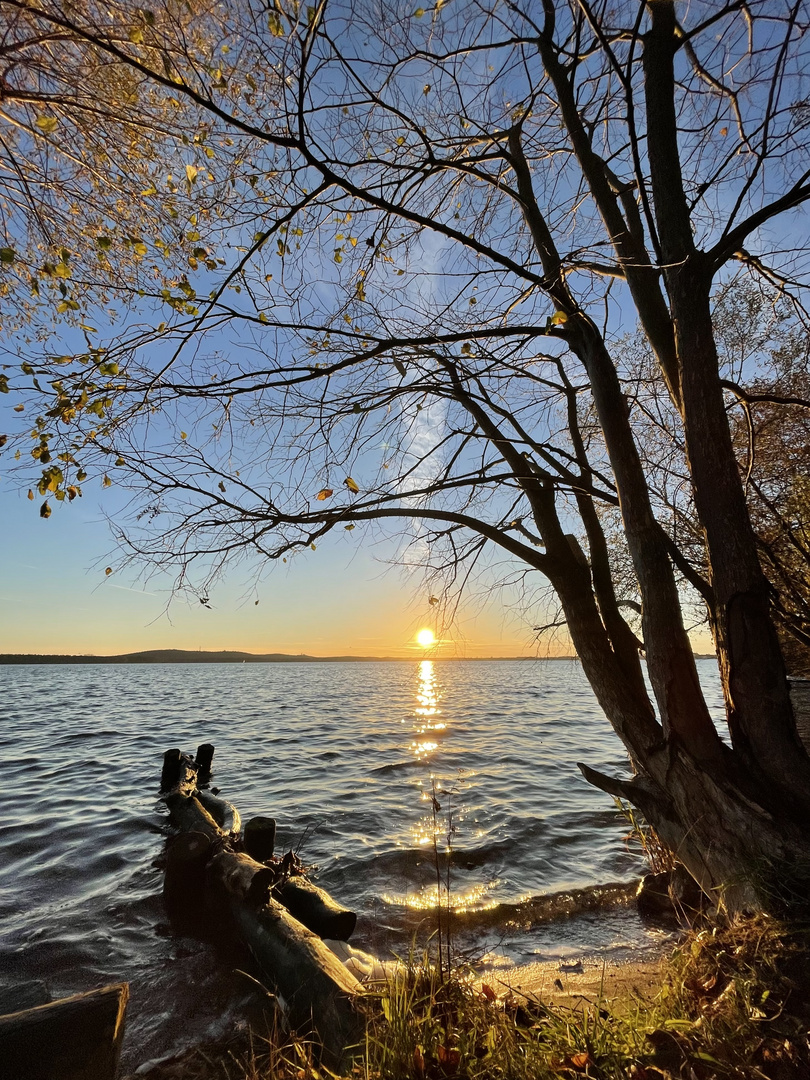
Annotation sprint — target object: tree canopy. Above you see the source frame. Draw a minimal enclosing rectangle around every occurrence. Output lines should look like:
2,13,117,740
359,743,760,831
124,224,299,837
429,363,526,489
3,0,810,908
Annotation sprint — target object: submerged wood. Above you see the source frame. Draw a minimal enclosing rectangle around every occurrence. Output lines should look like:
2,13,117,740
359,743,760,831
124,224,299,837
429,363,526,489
244,814,276,861
160,744,362,1062
0,982,128,1080
275,877,357,941
232,899,363,1068
195,788,241,834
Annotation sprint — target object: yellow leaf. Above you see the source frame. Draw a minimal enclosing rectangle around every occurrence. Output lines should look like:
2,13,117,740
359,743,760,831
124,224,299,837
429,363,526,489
316,488,333,500
185,164,198,184
310,542,317,550
105,567,113,575
35,115,58,134
13,403,24,412
27,489,34,500
180,431,187,439
550,310,568,325
429,596,439,605
344,523,355,530
102,474,112,487
344,476,359,494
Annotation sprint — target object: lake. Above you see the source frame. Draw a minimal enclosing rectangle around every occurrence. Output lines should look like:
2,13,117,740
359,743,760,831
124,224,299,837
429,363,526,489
0,659,724,1070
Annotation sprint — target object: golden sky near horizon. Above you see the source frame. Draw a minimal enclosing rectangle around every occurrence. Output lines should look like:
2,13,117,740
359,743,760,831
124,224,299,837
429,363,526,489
1,487,717,659
1,492,565,657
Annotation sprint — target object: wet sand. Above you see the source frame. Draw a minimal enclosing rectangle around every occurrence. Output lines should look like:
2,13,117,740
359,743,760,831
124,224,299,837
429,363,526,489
478,953,666,1012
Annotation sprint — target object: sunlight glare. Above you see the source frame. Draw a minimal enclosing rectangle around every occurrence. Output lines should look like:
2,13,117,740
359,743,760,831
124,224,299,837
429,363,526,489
416,628,436,648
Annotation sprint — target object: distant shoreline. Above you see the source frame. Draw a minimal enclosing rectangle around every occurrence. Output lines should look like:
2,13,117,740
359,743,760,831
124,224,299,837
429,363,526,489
0,649,577,664
0,648,717,665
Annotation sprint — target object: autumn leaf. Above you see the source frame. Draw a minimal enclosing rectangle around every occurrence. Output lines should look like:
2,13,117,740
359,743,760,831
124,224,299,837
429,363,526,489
551,1051,594,1073
437,1044,460,1074
35,115,58,134
0,248,15,264
429,595,440,606
480,982,497,1001
105,567,113,575
413,1046,425,1078
550,310,568,325
316,488,333,500
40,500,51,518
185,164,198,184
344,476,359,494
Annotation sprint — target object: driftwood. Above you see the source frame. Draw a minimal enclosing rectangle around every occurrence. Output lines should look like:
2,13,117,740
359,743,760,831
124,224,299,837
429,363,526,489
0,983,128,1080
160,745,363,1065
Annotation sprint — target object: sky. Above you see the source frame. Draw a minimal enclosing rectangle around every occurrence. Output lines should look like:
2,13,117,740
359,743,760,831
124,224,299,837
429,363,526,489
0,472,555,657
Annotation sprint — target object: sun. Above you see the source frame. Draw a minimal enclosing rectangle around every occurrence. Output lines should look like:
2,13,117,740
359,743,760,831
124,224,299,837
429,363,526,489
416,628,436,648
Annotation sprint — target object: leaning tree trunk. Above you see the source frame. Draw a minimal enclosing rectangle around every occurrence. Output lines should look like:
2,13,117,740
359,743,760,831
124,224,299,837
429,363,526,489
643,0,810,814
563,1,810,913
521,0,810,913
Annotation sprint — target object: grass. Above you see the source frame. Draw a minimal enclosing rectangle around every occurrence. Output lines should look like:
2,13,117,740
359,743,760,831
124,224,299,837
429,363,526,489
135,915,810,1080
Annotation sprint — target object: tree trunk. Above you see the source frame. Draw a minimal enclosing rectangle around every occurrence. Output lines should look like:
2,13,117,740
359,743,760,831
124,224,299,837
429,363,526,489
643,1,810,813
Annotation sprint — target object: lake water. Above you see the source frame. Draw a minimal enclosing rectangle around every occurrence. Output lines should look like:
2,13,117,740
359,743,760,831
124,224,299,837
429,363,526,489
0,659,724,1071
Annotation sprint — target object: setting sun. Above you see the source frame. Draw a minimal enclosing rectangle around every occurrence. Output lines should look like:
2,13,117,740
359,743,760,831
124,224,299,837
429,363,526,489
416,628,436,648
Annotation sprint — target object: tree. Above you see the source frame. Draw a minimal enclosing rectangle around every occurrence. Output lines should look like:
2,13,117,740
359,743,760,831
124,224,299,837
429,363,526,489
3,0,810,910
717,282,810,676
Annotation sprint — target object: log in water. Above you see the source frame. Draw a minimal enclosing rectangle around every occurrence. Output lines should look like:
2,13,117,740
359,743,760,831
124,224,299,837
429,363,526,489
160,744,363,1062
0,983,128,1080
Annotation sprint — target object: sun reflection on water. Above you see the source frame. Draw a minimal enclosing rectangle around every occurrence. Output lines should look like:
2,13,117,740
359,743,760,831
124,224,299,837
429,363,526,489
410,660,444,761
381,881,500,914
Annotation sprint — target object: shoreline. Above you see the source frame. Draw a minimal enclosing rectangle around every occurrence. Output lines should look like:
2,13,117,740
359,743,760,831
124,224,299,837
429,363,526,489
481,951,667,1011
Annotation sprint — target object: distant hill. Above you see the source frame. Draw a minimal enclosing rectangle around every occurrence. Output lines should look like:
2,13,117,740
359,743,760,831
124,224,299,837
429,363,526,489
0,648,573,664
0,649,386,665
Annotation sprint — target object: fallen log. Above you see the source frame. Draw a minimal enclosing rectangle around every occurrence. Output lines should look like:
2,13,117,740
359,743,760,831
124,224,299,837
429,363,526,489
244,814,276,861
205,847,363,1061
163,785,357,938
0,983,128,1080
231,899,363,1067
274,876,357,941
159,745,363,1064
195,788,241,835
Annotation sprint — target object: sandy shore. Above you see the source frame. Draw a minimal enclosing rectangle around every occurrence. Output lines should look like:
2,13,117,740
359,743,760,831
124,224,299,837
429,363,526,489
477,953,666,1012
